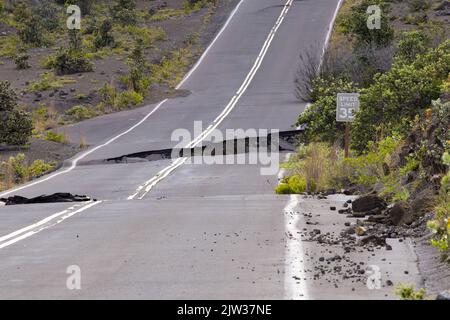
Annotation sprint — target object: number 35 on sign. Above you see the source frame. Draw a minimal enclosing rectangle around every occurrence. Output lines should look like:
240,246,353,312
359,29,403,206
336,93,360,122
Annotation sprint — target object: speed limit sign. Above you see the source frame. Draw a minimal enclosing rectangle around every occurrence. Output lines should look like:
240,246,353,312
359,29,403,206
336,93,360,122
336,93,360,158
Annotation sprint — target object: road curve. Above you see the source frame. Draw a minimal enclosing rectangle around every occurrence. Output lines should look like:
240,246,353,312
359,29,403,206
0,0,419,300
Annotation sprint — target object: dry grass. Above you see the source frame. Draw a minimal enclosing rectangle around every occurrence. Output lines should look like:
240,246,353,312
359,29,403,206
285,142,346,192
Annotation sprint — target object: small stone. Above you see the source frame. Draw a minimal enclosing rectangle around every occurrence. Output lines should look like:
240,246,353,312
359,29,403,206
330,206,336,211
355,226,367,236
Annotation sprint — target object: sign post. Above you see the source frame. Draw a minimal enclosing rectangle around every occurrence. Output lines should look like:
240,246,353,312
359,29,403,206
336,93,360,158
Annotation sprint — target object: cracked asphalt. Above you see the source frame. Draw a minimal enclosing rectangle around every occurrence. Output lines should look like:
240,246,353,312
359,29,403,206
0,0,421,299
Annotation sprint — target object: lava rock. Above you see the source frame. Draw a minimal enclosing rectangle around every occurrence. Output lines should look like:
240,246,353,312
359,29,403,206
359,235,387,246
388,201,412,226
352,195,387,213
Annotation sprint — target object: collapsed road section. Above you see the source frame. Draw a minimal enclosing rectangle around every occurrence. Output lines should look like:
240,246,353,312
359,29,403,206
0,193,93,206
101,130,302,165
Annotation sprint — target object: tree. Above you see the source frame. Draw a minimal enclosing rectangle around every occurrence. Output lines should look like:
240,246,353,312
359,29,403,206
0,82,33,146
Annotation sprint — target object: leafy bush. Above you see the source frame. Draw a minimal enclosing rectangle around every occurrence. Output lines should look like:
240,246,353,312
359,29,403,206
395,284,427,300
66,105,94,121
0,81,33,146
14,53,30,69
0,153,55,188
344,136,400,187
296,77,356,144
427,151,450,262
275,175,307,194
338,0,394,48
33,1,60,32
114,90,143,109
112,0,137,25
18,15,45,46
395,31,431,63
50,49,94,75
94,19,115,49
351,40,450,153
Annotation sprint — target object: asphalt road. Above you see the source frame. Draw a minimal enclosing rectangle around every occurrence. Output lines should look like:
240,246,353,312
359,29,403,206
0,0,421,299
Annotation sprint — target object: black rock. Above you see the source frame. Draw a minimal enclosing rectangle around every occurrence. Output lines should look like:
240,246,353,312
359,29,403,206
352,195,387,213
436,290,450,300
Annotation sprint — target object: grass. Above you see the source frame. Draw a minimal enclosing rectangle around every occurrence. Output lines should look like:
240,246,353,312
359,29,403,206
149,8,187,21
32,104,62,133
28,72,77,92
44,130,70,144
149,45,197,89
65,105,95,121
279,143,345,193
395,284,427,300
0,34,21,58
0,153,56,191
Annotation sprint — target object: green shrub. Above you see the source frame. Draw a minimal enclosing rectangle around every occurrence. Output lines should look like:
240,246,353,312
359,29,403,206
66,105,94,121
427,151,450,261
51,50,94,75
344,136,400,187
45,131,67,144
33,2,60,32
338,0,394,48
278,143,346,194
396,31,431,63
351,40,450,153
395,284,427,300
14,53,31,69
28,72,77,92
114,90,143,109
112,0,137,25
0,153,55,187
0,81,33,146
94,19,115,49
18,15,45,46
275,175,307,194
149,46,195,89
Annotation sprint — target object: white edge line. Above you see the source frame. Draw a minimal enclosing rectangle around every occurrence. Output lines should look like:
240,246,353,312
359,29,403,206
0,99,168,198
318,0,344,70
175,0,245,90
283,0,344,300
284,194,309,300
